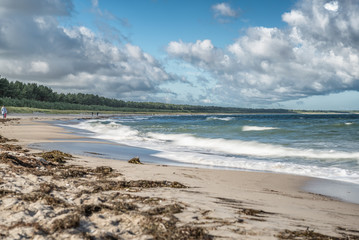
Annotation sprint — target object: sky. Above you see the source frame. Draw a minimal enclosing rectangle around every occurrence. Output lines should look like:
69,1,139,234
0,0,358,110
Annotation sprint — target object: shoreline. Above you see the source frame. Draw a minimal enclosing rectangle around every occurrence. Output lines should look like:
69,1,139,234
1,115,359,239
29,140,359,205
48,114,359,205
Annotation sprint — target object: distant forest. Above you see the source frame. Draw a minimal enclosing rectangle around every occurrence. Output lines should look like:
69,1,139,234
0,77,291,113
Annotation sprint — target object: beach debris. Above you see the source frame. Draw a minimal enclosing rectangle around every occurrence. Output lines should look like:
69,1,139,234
79,204,104,217
59,168,88,178
336,227,359,239
51,214,81,233
0,152,37,168
0,118,20,124
128,156,142,164
145,203,183,216
277,228,341,239
142,214,213,240
0,135,204,239
94,166,113,175
21,192,69,207
0,135,17,143
238,208,274,217
0,189,15,198
111,201,138,213
39,150,73,164
0,144,22,151
39,182,64,194
81,179,187,193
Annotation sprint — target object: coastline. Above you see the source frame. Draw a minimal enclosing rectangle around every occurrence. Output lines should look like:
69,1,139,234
1,114,359,239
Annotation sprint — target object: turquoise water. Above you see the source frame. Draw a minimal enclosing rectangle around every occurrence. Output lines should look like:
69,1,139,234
69,114,359,184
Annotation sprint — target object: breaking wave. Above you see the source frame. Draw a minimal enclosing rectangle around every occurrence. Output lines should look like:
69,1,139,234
242,125,279,131
70,119,359,184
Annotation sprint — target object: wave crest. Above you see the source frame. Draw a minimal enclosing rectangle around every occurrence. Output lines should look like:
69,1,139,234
206,116,234,121
242,125,278,131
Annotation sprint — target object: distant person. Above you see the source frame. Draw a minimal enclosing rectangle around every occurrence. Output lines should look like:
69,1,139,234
1,105,7,119
96,112,99,116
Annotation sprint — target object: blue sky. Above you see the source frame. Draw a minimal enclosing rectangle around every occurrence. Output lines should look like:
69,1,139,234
0,0,358,110
71,0,296,55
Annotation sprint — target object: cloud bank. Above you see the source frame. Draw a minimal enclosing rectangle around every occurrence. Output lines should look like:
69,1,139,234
0,0,173,100
168,0,359,105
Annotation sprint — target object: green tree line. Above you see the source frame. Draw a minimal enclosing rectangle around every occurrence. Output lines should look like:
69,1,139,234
0,77,291,113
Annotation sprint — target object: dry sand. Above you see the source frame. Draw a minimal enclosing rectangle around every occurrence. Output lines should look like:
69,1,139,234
0,115,359,239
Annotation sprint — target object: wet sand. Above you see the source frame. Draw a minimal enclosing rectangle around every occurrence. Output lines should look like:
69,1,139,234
1,115,359,239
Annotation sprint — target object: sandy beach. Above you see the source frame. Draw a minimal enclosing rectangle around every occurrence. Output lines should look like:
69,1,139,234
1,115,359,239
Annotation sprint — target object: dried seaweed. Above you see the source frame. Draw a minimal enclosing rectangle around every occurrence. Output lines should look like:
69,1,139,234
142,215,213,240
94,166,113,175
0,144,23,151
51,214,80,232
39,150,72,164
0,133,217,239
6,221,49,235
0,153,36,168
0,135,18,143
128,157,143,164
79,204,104,217
277,229,342,240
58,168,88,178
0,189,15,198
238,208,274,217
20,192,69,207
145,203,183,216
112,201,138,212
83,179,187,194
39,182,64,194
0,119,20,124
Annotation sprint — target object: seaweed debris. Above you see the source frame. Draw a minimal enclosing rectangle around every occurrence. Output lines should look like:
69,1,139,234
51,214,81,232
0,144,23,151
0,152,37,168
39,150,73,164
0,133,211,239
145,203,183,216
0,135,18,143
128,156,143,164
238,208,274,218
94,166,113,175
83,179,187,193
277,229,344,240
142,214,213,240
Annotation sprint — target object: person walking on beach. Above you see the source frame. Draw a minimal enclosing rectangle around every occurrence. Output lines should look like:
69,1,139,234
1,105,7,119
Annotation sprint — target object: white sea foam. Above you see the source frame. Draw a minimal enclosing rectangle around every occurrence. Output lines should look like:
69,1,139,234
74,120,359,160
242,125,278,131
206,116,234,121
147,132,359,160
152,151,359,184
70,119,359,184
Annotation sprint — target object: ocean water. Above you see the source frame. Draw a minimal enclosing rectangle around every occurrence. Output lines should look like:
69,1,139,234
68,114,359,185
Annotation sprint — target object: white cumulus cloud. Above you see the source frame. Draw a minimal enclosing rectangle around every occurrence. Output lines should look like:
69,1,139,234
0,0,175,101
167,0,359,105
324,1,339,11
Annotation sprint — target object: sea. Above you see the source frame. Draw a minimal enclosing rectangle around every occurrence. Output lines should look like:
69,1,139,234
57,113,359,186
